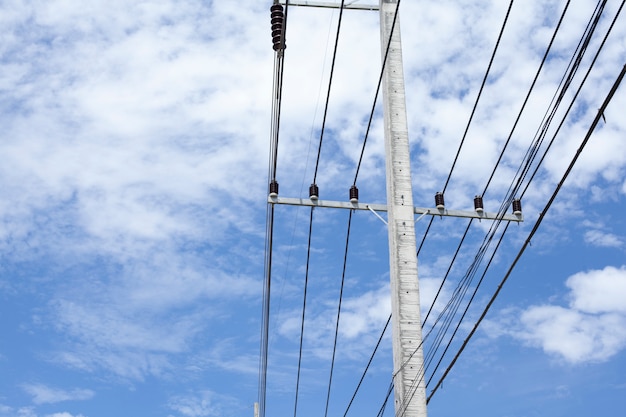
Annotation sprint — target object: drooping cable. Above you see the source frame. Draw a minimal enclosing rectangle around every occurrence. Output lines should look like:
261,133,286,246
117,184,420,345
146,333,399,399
293,207,315,417
323,210,354,417
353,0,403,184
341,315,391,417
427,63,626,402
441,0,515,193
259,3,289,417
395,1,581,406
414,0,515,302
312,0,347,183
481,0,572,194
424,223,511,389
521,0,623,198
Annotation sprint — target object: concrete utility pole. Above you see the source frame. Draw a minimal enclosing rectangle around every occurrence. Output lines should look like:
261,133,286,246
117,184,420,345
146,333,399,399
269,3,522,417
379,1,427,416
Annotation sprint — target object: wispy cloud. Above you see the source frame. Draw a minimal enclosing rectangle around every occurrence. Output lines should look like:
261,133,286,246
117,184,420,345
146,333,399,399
22,384,93,405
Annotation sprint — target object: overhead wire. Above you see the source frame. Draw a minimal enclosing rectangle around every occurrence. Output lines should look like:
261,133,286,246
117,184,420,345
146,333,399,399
259,2,290,417
395,0,592,411
423,0,616,400
312,0,347,183
323,210,354,417
293,207,315,417
414,0,516,314
427,62,626,401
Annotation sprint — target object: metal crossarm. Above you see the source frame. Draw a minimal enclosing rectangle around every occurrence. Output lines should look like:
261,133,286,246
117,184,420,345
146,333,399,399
268,196,524,222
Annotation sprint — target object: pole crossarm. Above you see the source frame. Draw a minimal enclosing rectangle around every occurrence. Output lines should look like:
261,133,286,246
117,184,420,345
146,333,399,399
268,196,524,222
280,1,379,11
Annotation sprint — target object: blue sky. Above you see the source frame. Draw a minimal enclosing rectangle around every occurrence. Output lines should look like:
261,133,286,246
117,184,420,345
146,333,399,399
1,1,626,417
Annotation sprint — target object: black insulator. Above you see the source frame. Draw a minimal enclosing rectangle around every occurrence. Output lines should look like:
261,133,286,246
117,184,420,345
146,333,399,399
349,185,359,203
269,180,279,197
309,183,319,200
512,198,522,215
474,195,484,213
270,4,285,51
435,192,445,209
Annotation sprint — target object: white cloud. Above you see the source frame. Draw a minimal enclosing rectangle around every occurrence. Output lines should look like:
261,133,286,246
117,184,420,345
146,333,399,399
486,265,626,363
168,390,240,417
45,413,86,417
566,266,626,314
584,229,623,248
22,383,94,405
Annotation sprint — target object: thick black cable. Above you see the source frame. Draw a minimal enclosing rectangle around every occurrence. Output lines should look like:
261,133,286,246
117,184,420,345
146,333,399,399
313,0,347,183
415,0,514,278
424,223,511,390
442,0,515,193
293,207,315,417
323,210,353,417
259,3,290,417
341,315,391,417
521,0,623,198
501,0,607,206
353,0,403,184
482,0,571,194
401,223,511,410
427,63,626,402
376,382,394,417
421,220,473,326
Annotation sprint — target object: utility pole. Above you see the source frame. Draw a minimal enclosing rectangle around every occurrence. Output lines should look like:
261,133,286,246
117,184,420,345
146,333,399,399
265,3,522,417
379,1,427,416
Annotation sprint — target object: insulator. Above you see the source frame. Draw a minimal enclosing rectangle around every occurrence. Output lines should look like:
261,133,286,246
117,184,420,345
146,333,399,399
435,192,445,210
309,183,319,200
512,198,522,215
474,195,484,213
270,4,285,51
269,180,279,198
349,185,359,203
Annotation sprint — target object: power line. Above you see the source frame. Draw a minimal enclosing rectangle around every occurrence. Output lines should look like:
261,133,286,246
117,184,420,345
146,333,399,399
323,210,354,417
427,62,626,402
312,0,347,184
441,0,516,194
293,207,315,417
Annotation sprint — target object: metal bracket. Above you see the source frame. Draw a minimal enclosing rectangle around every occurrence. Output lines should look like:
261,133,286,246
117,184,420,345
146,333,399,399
279,1,379,11
268,196,524,222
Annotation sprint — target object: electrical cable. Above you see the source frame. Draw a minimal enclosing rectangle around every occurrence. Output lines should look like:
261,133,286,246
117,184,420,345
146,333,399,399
312,0,347,183
441,0,516,194
393,2,584,410
481,0,572,194
259,3,290,417
427,62,626,402
341,315,391,417
521,0,623,198
293,207,315,417
353,0,403,184
323,210,354,417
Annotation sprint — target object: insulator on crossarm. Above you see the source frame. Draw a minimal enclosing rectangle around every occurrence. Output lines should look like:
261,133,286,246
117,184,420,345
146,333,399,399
269,180,279,198
349,185,359,203
270,4,286,51
435,192,445,210
474,195,484,213
309,183,319,201
512,198,522,215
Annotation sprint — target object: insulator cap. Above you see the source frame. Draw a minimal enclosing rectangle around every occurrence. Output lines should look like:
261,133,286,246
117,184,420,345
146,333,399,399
512,198,522,215
435,192,445,210
474,195,484,213
269,180,279,198
349,185,359,203
309,183,319,200
270,4,286,51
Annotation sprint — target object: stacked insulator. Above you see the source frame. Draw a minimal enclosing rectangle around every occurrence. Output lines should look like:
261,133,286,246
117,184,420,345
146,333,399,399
270,4,285,51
